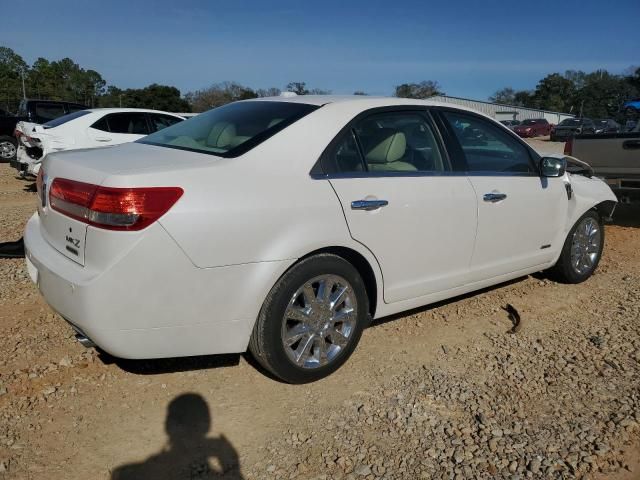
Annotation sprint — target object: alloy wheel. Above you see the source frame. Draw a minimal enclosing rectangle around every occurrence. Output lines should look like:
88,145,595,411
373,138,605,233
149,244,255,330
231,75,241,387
281,274,357,369
570,217,601,275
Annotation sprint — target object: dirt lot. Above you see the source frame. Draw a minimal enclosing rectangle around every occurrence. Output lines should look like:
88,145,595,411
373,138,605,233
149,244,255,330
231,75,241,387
1,139,639,479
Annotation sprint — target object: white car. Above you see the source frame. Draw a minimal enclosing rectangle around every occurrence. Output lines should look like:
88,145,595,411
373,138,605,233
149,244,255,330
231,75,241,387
15,108,185,176
24,96,617,383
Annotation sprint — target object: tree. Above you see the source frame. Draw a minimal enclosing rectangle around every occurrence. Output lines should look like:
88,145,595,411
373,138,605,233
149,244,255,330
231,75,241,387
512,90,534,107
255,87,281,97
285,82,309,95
574,70,637,118
0,47,28,111
530,73,576,112
394,81,443,99
489,87,516,105
185,81,256,112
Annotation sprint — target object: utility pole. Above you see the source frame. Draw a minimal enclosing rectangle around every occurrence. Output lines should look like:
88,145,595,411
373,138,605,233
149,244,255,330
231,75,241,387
20,68,26,99
119,94,123,108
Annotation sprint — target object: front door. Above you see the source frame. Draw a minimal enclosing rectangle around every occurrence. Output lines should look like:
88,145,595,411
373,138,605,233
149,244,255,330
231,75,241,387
438,109,568,281
324,110,478,304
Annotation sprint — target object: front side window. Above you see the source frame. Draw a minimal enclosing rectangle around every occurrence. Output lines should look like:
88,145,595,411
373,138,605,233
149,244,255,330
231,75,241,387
139,101,318,157
442,111,535,174
325,111,446,174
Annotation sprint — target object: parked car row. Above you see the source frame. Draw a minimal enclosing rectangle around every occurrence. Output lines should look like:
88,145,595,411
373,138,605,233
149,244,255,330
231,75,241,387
499,116,625,141
10,108,185,176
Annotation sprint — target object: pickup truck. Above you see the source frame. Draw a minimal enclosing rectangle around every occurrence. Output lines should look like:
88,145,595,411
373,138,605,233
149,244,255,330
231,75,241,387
564,123,640,199
0,99,87,162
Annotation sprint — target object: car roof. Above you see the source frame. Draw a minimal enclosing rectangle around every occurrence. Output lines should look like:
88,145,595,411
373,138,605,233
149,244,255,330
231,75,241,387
84,108,185,116
245,94,486,114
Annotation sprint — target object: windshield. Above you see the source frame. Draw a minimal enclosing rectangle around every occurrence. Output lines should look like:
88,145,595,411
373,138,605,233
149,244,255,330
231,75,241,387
139,101,319,157
559,118,584,126
44,110,91,128
521,119,539,125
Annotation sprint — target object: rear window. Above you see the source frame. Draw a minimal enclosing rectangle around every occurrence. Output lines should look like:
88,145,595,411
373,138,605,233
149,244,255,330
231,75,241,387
44,110,91,128
559,119,584,126
138,101,319,157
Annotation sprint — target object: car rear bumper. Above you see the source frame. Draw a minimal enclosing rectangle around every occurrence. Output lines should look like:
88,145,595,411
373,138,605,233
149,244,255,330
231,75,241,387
24,212,293,359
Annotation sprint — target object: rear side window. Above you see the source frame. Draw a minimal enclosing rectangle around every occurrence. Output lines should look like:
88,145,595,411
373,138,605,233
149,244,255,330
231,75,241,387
91,113,150,134
149,113,183,132
35,103,66,122
442,111,535,174
325,111,446,174
138,101,318,157
67,104,87,113
44,110,90,128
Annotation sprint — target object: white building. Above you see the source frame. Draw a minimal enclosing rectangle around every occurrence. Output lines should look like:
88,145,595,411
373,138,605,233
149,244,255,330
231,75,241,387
431,95,575,124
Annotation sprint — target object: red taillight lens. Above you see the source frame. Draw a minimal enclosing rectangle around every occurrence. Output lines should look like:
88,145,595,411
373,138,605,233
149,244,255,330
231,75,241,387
49,178,183,231
564,137,573,156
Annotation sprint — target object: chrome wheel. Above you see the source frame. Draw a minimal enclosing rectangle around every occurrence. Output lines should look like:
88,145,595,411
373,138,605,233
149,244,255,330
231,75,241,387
281,274,357,369
0,141,16,159
570,217,601,275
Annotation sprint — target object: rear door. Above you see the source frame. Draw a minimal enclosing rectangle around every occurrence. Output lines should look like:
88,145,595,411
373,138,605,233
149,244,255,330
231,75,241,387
324,109,478,304
437,109,567,280
87,112,151,146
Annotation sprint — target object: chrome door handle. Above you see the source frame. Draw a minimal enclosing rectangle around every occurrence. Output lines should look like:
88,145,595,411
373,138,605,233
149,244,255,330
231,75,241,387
351,199,389,211
483,193,507,203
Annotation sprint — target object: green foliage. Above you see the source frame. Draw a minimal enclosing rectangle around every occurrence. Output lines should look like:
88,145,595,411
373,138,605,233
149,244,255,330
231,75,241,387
394,81,443,99
184,82,258,112
489,87,516,105
494,69,640,118
99,84,190,111
0,45,189,113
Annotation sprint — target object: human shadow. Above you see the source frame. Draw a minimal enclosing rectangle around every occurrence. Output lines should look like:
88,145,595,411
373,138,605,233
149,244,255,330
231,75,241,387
111,393,244,479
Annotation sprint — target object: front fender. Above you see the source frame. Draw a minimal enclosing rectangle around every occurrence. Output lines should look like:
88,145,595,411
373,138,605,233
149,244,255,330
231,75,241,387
565,174,617,232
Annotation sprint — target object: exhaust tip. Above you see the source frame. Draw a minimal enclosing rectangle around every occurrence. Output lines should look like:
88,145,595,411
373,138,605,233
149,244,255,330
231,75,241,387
75,333,96,348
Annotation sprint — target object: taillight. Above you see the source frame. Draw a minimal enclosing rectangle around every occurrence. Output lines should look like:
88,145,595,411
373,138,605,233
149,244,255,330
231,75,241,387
49,178,183,231
564,137,573,156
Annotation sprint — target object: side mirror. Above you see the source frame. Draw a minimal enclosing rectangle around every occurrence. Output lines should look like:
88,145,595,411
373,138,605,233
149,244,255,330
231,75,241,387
540,156,566,177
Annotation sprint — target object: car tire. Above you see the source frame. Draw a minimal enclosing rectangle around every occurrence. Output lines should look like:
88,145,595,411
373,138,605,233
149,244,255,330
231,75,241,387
550,135,556,142
0,136,17,163
549,210,604,284
249,253,369,383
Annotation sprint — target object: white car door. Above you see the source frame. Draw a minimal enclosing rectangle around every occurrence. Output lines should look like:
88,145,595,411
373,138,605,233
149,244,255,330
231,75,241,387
324,110,478,304
86,112,151,147
437,109,568,281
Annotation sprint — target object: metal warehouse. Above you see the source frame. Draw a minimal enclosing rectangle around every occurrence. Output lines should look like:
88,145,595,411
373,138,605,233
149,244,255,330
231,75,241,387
431,95,575,124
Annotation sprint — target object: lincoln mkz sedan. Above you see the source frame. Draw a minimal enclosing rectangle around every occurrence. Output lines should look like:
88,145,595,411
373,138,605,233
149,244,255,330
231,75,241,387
24,96,617,383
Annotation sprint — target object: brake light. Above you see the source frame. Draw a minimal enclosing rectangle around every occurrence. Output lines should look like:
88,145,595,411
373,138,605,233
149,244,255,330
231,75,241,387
49,178,183,231
564,137,573,156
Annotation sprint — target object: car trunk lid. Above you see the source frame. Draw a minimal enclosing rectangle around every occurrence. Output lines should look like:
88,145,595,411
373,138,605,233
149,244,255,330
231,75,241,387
37,142,217,266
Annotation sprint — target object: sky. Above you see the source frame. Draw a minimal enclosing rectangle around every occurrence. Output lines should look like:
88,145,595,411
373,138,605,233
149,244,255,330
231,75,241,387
1,0,638,100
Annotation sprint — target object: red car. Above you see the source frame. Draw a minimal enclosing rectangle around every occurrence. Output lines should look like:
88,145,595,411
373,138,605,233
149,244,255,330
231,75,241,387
513,118,551,138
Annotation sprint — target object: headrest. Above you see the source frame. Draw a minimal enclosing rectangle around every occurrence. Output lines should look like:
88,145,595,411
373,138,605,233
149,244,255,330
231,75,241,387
206,123,237,148
364,128,406,164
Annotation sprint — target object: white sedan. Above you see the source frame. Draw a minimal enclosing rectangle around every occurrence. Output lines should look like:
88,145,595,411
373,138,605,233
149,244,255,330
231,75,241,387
15,108,185,176
24,96,617,383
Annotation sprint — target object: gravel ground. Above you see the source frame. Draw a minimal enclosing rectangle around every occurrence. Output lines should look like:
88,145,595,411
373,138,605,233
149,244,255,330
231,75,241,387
0,139,639,480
